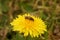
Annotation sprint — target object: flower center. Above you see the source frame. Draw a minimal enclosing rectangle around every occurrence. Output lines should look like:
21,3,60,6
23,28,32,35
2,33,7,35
25,16,34,21
25,16,34,28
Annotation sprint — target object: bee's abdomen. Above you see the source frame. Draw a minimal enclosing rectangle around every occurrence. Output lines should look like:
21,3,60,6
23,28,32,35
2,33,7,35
25,16,34,21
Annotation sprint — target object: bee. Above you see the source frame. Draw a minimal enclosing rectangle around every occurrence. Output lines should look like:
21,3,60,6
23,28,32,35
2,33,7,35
25,16,34,21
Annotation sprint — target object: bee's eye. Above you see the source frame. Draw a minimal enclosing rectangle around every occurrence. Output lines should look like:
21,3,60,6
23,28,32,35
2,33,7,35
25,16,34,21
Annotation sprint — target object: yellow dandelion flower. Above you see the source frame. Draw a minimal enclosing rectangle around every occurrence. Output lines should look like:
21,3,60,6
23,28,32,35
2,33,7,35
10,13,47,37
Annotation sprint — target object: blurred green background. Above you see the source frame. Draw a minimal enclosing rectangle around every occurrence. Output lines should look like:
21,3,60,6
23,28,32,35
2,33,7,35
0,0,60,40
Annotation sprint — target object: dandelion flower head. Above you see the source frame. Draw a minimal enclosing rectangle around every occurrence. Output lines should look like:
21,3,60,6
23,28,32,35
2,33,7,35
10,13,47,37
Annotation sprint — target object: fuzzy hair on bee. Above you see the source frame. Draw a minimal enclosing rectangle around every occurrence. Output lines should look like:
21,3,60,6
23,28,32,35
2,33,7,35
25,16,34,21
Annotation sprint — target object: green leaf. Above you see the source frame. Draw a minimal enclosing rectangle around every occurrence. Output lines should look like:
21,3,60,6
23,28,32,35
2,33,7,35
39,10,47,20
11,33,25,40
1,0,9,12
0,15,7,26
19,2,34,12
